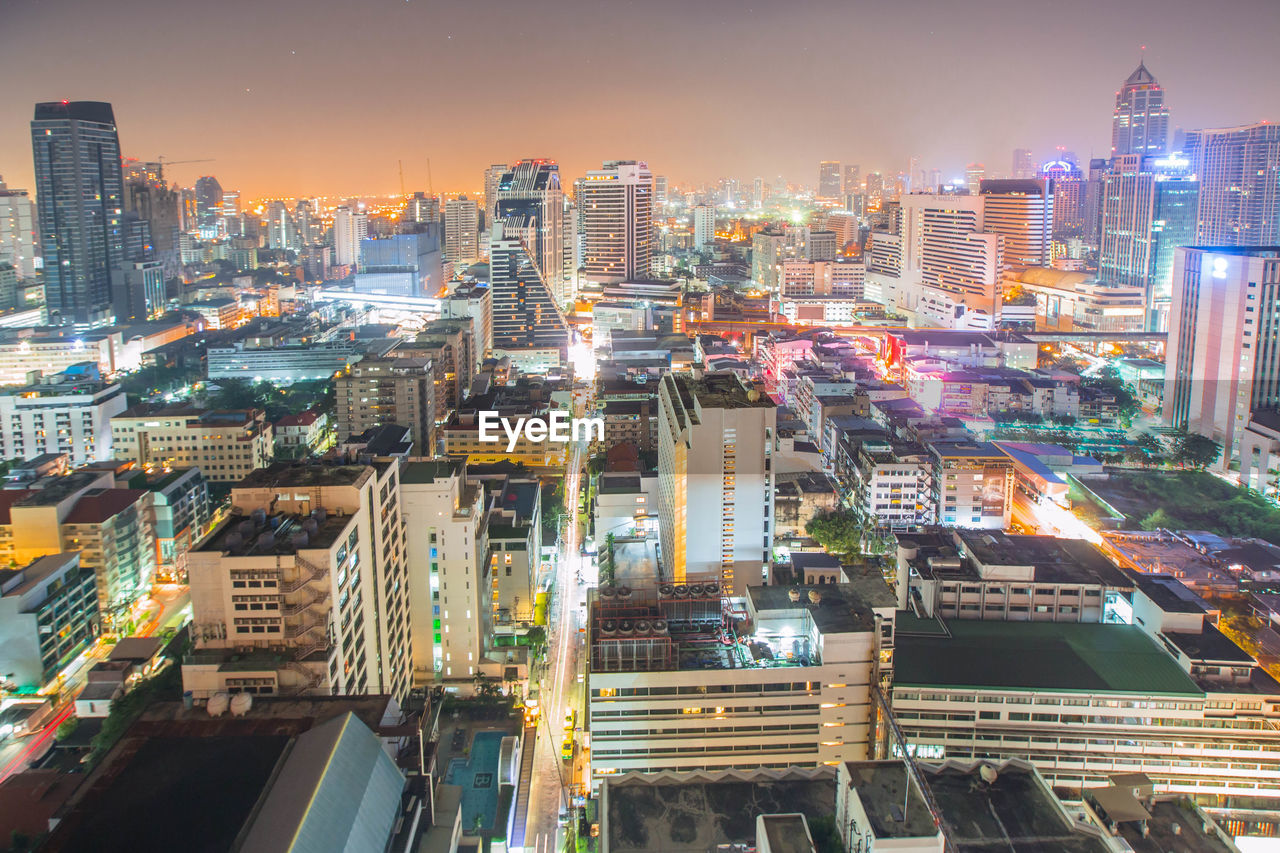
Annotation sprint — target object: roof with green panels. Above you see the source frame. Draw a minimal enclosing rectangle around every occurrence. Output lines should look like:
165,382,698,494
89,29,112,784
895,621,1202,696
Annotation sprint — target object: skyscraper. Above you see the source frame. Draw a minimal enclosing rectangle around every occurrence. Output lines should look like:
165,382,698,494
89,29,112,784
194,175,223,229
1184,122,1280,246
1111,61,1170,158
1041,158,1086,236
1098,154,1199,330
333,205,367,267
493,159,567,303
692,204,715,250
1164,247,1280,465
1012,148,1036,179
488,221,570,358
0,177,39,280
30,101,126,327
443,197,480,266
266,201,293,250
979,179,1053,269
578,160,653,285
818,161,842,201
965,163,985,196
402,192,438,226
482,163,508,225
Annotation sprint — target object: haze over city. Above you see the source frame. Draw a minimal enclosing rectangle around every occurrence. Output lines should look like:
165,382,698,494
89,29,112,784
3,0,1280,196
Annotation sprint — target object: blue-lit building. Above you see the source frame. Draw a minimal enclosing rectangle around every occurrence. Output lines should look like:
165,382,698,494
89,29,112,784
30,101,126,328
353,225,444,298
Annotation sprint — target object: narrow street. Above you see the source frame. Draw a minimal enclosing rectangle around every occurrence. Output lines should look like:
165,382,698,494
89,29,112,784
525,437,589,853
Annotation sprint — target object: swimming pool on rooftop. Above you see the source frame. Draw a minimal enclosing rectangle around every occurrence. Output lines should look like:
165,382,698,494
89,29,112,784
445,730,506,833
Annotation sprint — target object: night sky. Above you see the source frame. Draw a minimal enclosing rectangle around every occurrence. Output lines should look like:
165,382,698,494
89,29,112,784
2,0,1278,198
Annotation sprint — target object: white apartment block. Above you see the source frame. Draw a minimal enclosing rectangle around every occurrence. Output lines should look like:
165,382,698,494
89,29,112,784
111,405,273,482
929,441,1013,530
184,463,412,702
852,439,934,532
0,377,126,465
578,161,653,285
588,579,897,793
400,459,489,686
657,372,776,595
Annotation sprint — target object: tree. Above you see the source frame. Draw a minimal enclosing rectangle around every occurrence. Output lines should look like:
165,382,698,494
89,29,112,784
1173,432,1221,470
805,510,863,556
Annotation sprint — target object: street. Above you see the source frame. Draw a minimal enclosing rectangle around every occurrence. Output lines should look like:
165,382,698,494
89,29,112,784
525,436,589,853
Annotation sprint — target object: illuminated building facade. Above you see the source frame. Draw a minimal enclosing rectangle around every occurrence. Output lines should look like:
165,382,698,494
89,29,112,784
1111,61,1169,157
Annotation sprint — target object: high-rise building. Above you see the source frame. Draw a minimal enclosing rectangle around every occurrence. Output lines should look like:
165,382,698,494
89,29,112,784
220,189,241,236
183,463,412,702
578,160,653,285
336,356,436,454
818,161,842,201
1163,247,1280,464
657,372,776,596
402,192,438,226
443,197,480,266
964,163,985,195
482,163,508,224
0,177,39,280
842,164,861,197
194,176,223,228
488,221,570,359
122,169,180,278
266,201,293,251
493,159,567,303
692,204,715,250
751,230,787,292
30,101,126,327
1111,61,1170,158
1011,148,1036,179
400,459,489,686
1041,159,1086,236
979,179,1053,269
1183,122,1280,246
906,193,1002,326
653,175,668,209
1098,154,1199,330
333,205,367,268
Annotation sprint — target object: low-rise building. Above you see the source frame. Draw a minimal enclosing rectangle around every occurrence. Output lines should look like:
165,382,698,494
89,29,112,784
0,553,97,690
111,405,273,482
206,339,367,382
600,398,657,454
851,439,934,532
587,577,896,793
272,409,330,460
0,366,127,466
929,441,1013,529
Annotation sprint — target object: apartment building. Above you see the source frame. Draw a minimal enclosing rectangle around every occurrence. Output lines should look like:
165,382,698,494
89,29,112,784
657,372,776,595
0,553,98,690
851,439,934,532
336,356,436,455
928,442,1013,530
0,471,154,625
399,459,491,686
394,319,476,425
183,463,412,702
0,368,126,465
601,398,657,454
111,405,273,482
484,476,541,631
587,577,897,793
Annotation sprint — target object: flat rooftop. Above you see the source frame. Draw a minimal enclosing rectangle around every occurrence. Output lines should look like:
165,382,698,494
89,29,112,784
895,621,1202,696
760,814,814,853
921,761,1112,853
954,531,1134,587
604,769,835,853
235,462,370,490
841,761,937,839
679,372,774,410
748,577,895,636
197,512,353,556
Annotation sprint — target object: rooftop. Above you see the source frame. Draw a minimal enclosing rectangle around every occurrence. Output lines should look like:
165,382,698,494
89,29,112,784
236,462,370,490
895,621,1202,696
399,459,462,484
197,511,353,556
841,760,938,839
759,814,815,853
954,531,1134,587
604,768,836,853
748,577,895,636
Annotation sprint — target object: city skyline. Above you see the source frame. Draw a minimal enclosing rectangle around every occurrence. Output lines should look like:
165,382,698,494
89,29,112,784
2,0,1279,197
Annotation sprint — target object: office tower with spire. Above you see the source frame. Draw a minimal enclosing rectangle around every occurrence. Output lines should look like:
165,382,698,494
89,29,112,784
1111,60,1170,158
818,161,842,201
30,101,126,327
578,160,653,286
1099,154,1199,330
492,159,567,303
1184,122,1280,246
0,177,39,280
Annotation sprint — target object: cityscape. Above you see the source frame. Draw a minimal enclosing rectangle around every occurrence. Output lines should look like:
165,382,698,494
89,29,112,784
1,2,1280,852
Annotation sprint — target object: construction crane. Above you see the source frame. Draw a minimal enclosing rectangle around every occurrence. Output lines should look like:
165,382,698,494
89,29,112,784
154,156,215,181
399,160,406,197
